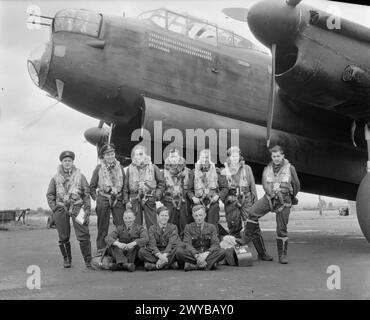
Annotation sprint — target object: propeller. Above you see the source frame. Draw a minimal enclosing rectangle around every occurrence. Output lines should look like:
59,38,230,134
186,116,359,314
223,1,302,147
139,100,146,142
222,8,249,22
23,101,59,130
108,123,114,144
351,120,357,147
266,43,277,148
96,120,105,158
23,79,64,130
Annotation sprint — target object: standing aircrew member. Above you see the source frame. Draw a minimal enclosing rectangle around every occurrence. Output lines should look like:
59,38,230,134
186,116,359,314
221,146,273,261
187,149,228,228
162,148,191,238
104,209,149,271
124,145,164,229
46,151,92,268
245,145,300,264
176,204,226,271
90,143,125,255
221,146,257,236
138,206,180,271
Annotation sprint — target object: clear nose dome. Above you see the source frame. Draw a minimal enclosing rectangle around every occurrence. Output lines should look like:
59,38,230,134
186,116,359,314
27,42,52,88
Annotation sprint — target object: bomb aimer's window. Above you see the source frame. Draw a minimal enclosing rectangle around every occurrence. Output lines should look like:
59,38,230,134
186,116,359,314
53,9,102,37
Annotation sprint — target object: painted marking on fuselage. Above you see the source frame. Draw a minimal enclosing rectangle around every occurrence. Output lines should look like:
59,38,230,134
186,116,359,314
148,32,212,61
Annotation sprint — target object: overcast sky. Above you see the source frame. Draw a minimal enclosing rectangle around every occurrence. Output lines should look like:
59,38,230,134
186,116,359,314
0,0,368,209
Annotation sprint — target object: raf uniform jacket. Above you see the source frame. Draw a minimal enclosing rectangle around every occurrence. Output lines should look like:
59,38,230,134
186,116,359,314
46,173,91,213
148,223,180,255
105,223,149,248
187,167,229,203
183,222,220,255
89,164,126,201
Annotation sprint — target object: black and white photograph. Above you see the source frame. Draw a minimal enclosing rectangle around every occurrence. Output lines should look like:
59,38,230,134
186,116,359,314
0,0,369,305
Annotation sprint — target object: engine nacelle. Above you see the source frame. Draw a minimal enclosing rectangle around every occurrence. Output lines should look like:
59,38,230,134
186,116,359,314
84,127,109,146
275,39,355,109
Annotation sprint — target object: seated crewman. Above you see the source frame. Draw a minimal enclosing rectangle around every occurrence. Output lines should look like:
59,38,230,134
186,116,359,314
104,209,148,272
176,204,225,271
138,206,181,271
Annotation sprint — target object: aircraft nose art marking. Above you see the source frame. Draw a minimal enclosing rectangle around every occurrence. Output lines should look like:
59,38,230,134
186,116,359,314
148,32,212,61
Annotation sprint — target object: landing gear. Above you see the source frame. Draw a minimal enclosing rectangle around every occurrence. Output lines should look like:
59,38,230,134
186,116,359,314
355,124,370,243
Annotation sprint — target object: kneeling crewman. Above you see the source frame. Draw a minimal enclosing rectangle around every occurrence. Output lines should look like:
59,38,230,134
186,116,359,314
46,151,92,268
104,209,149,271
176,204,225,271
138,206,181,271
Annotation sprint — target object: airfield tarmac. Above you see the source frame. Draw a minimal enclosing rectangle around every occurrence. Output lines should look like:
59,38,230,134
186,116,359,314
0,210,369,300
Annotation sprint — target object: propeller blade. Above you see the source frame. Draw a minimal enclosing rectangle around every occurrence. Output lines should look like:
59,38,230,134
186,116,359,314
139,102,146,142
96,146,100,163
266,43,277,148
222,8,249,22
23,101,59,130
351,120,357,147
286,0,303,7
108,123,114,144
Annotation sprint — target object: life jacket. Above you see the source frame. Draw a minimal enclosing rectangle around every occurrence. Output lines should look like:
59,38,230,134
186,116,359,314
98,159,123,194
163,168,189,196
163,157,189,196
193,161,219,198
128,157,157,194
221,160,250,193
265,159,293,194
54,165,82,202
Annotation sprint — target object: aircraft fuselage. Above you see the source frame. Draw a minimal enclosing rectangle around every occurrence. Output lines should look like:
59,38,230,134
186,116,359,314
29,9,367,201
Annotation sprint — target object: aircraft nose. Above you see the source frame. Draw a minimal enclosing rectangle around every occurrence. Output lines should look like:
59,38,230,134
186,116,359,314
247,0,300,48
27,41,52,88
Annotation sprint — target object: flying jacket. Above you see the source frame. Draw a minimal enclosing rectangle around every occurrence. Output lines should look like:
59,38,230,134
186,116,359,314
46,170,91,213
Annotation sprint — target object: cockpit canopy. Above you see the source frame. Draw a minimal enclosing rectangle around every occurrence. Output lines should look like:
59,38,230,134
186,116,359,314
53,9,102,37
138,8,257,50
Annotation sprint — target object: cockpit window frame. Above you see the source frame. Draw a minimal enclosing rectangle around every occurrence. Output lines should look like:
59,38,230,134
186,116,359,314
137,8,256,50
52,9,104,38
